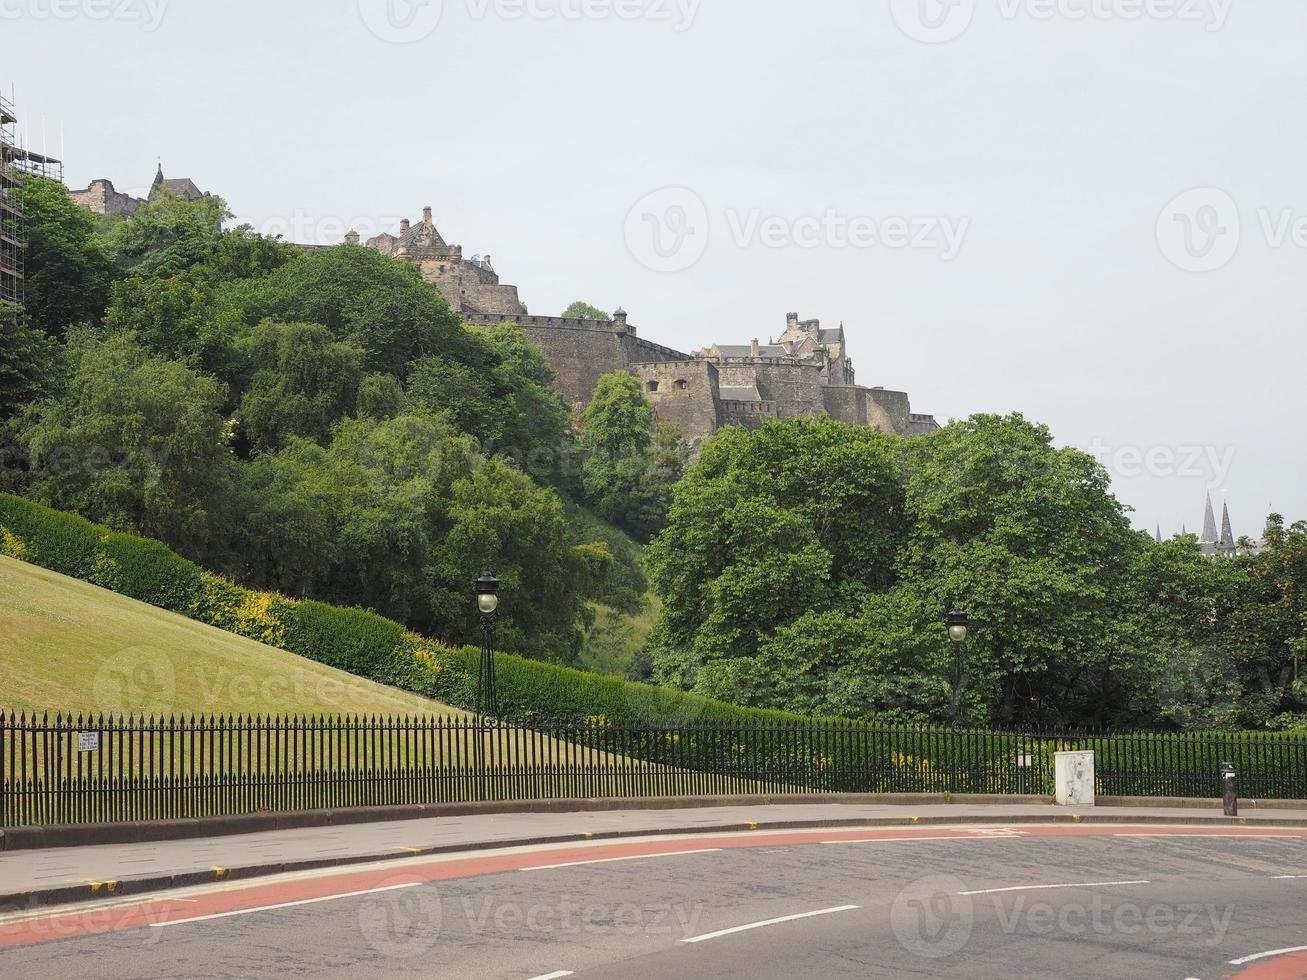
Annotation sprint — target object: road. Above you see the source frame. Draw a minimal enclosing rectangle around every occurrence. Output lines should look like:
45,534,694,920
3,824,1307,979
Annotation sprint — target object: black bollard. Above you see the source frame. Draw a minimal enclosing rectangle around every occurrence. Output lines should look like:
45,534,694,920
1221,761,1238,817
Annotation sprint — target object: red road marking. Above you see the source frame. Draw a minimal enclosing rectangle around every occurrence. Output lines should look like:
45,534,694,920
1227,948,1307,979
3,823,1305,951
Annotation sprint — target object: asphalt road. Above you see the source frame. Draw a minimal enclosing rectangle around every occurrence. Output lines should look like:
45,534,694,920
3,826,1307,979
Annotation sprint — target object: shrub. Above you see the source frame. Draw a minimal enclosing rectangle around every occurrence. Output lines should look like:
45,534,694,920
287,600,406,676
0,495,101,578
93,531,207,613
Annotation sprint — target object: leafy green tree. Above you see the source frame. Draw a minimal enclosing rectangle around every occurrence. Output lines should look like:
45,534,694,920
581,372,653,522
16,175,114,333
562,300,610,320
896,413,1144,725
0,306,63,420
240,411,603,661
15,332,234,556
217,245,474,376
1225,516,1307,728
406,354,509,445
234,321,365,451
103,190,230,280
646,416,906,691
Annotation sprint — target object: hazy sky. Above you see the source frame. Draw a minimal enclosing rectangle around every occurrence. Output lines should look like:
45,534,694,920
6,0,1304,537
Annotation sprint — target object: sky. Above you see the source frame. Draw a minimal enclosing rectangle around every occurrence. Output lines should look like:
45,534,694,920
6,0,1305,538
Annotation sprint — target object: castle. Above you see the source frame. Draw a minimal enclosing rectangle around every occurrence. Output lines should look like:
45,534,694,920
347,208,939,441
60,175,938,440
69,163,207,219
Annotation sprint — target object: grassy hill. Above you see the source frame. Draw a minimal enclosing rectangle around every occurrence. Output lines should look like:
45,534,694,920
0,555,465,718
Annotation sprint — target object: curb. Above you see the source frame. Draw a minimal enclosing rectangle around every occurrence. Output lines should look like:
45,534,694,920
0,793,1056,852
4,809,1306,915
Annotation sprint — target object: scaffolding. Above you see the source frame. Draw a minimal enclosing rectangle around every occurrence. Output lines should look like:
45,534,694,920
1,89,63,309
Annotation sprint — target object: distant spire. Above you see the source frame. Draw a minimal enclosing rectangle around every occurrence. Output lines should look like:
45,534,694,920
1155,524,1162,544
1219,501,1235,551
153,158,164,186
1202,493,1218,540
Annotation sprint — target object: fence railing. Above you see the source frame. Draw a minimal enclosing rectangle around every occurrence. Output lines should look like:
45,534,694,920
3,712,1306,826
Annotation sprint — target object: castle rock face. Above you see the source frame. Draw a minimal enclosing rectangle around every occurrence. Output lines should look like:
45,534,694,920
357,207,939,440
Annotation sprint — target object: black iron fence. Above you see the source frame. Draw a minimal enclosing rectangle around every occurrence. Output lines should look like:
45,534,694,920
3,711,1306,826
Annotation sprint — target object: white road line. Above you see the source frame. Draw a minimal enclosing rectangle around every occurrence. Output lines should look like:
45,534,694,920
519,848,721,872
958,880,1150,896
525,972,574,980
149,883,422,927
1273,874,1307,879
680,905,861,944
1229,944,1307,965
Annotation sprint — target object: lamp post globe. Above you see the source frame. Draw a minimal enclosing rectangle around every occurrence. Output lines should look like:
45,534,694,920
944,606,969,721
474,572,500,718
946,607,969,643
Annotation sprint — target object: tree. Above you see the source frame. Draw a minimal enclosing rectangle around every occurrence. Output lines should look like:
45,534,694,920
1225,516,1307,728
217,245,474,377
103,189,230,280
16,174,114,333
562,300,610,320
240,411,604,662
645,416,906,692
234,321,365,451
580,372,652,518
15,332,235,557
0,306,63,421
896,413,1144,725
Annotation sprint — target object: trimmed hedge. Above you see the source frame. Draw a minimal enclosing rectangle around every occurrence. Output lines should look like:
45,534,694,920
0,492,808,728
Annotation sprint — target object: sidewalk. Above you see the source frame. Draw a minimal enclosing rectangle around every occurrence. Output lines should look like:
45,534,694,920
5,798,1307,913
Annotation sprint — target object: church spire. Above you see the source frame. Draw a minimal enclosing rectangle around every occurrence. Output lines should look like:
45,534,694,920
1201,492,1219,555
1155,524,1162,544
153,159,164,187
1219,501,1235,553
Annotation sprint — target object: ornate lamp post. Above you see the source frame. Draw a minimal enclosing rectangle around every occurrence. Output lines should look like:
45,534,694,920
945,606,968,719
474,572,500,718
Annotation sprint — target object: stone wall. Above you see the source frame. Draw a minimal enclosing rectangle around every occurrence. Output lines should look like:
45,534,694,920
419,259,521,316
715,357,826,419
463,313,690,411
67,179,141,218
630,359,722,443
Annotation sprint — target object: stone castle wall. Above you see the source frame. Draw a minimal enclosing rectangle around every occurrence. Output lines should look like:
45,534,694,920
67,179,141,218
462,312,689,412
629,359,722,443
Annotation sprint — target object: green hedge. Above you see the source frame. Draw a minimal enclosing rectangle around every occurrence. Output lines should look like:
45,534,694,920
0,492,807,728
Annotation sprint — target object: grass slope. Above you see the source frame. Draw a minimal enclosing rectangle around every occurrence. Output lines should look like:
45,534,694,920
0,555,465,718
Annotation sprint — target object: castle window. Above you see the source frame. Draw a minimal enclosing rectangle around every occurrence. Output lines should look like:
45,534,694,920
674,379,688,390
646,381,659,393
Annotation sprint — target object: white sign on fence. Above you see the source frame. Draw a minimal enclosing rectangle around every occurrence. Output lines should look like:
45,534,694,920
1016,752,1033,768
77,731,100,753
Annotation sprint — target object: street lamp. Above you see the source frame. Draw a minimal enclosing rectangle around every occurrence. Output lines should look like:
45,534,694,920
474,572,500,718
945,606,969,720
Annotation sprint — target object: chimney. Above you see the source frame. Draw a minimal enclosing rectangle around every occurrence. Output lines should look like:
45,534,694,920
422,205,433,225
750,338,760,357
786,312,799,331
400,218,410,234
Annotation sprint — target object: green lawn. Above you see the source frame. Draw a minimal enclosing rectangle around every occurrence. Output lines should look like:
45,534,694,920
0,555,466,719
